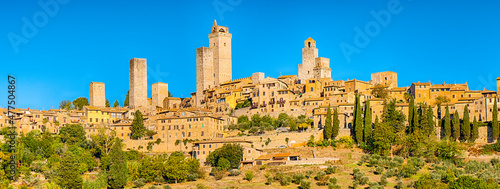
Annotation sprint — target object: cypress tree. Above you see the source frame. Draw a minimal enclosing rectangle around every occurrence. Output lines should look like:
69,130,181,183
364,100,372,142
108,139,128,188
56,151,83,188
493,98,499,141
106,99,110,107
426,105,435,137
124,90,129,107
412,106,419,133
444,105,451,139
113,100,119,107
332,108,340,139
471,116,479,142
452,110,460,141
462,105,470,142
354,94,364,143
323,105,333,140
131,110,145,139
408,96,414,133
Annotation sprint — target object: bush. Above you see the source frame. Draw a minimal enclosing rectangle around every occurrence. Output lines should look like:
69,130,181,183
329,177,337,185
214,170,226,180
305,170,314,178
315,171,329,186
133,178,146,188
228,169,241,176
292,173,305,184
374,166,384,175
328,183,341,189
245,171,254,181
395,181,404,189
299,179,311,189
448,175,497,189
148,186,157,189
266,177,273,185
260,165,267,170
380,175,387,186
187,173,198,181
326,165,337,174
163,185,172,189
280,175,291,186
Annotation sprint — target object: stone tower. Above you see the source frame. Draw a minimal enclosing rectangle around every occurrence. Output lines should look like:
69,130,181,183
209,19,232,85
152,82,168,108
298,37,318,83
129,58,147,108
371,71,398,89
196,47,214,106
313,57,331,79
497,77,500,94
89,82,105,107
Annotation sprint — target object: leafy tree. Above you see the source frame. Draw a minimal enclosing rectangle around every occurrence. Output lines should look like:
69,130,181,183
72,97,89,110
56,151,83,188
206,144,243,169
124,90,129,107
113,100,119,107
371,84,388,99
323,105,333,140
168,91,173,97
332,108,340,139
131,110,146,139
444,105,451,139
59,124,86,145
238,115,249,124
493,98,499,141
290,118,298,131
106,99,110,107
452,110,460,141
90,127,116,158
59,100,73,110
471,116,479,142
251,114,261,127
364,100,372,142
276,113,290,127
108,139,128,188
354,94,364,143
448,175,498,189
217,158,230,170
462,105,470,142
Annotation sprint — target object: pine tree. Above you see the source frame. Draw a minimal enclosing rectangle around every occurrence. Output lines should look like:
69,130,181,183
408,96,414,133
106,99,110,107
444,105,451,139
124,90,129,107
493,98,499,141
462,105,470,142
354,94,364,143
323,105,333,140
108,139,128,188
364,100,372,142
452,110,460,141
131,110,145,139
471,116,479,142
113,100,119,107
332,108,340,139
56,151,83,188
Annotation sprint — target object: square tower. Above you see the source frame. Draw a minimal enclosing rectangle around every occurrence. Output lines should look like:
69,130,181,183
371,71,398,89
152,82,168,108
497,77,500,94
298,37,319,83
313,57,331,79
89,82,105,107
196,47,215,106
209,20,232,85
129,58,148,108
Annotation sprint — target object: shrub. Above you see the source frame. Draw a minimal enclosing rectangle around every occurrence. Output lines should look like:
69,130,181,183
228,169,241,176
315,171,329,186
328,183,341,189
214,170,225,180
292,173,305,184
326,165,337,174
395,181,403,189
374,166,384,175
380,175,387,186
245,171,254,181
280,175,291,186
148,186,157,189
329,177,337,185
368,182,383,189
359,155,369,165
260,164,267,170
490,158,500,166
299,179,311,189
305,170,314,178
163,185,172,189
133,178,146,188
187,173,198,181
266,177,273,185
448,175,496,189
315,171,327,181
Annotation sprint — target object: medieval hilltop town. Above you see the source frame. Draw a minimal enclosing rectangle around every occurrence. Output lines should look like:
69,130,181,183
4,20,500,168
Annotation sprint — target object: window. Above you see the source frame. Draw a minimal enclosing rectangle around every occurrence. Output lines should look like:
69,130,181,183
201,131,204,136
308,42,311,47
311,87,314,91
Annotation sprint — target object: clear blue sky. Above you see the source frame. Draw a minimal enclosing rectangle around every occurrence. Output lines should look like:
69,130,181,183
1,0,499,110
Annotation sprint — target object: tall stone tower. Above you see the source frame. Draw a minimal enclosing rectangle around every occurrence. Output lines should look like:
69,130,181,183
209,19,232,85
298,37,318,83
497,77,500,94
152,82,168,108
129,58,147,108
196,47,214,106
89,82,105,107
313,57,331,79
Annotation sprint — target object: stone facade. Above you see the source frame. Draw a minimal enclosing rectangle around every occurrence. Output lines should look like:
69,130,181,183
371,71,398,89
152,82,169,108
196,47,214,106
89,82,105,107
298,38,318,83
129,58,147,108
313,57,331,79
251,72,265,84
497,77,500,94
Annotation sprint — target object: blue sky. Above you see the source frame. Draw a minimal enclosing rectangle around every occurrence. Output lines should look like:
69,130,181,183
1,0,499,109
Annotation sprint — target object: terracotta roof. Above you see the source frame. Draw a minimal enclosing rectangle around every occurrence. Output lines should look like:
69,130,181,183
192,139,252,144
256,154,274,160
277,75,297,79
273,153,301,157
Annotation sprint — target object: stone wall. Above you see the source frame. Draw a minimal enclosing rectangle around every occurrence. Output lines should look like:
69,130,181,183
89,82,105,107
152,82,168,108
129,58,147,108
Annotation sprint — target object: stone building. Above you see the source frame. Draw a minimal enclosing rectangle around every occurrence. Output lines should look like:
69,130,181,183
371,71,398,89
129,58,148,108
152,82,169,108
89,82,105,107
